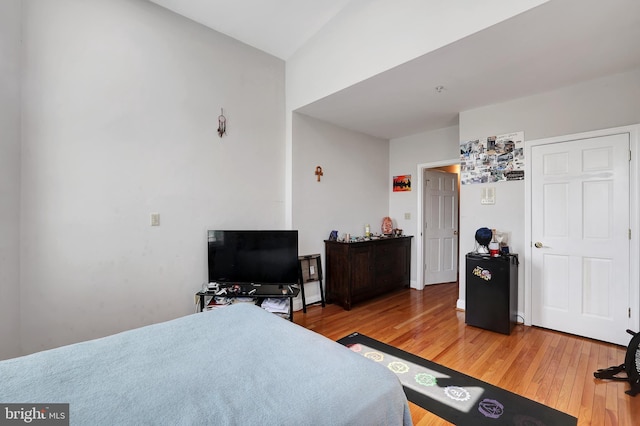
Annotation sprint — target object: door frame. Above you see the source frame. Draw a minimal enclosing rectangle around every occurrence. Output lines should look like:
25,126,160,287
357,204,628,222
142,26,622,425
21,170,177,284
415,158,460,291
524,124,640,331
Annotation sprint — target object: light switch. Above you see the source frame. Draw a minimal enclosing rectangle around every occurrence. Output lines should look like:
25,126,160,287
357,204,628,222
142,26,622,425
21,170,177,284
404,212,411,220
481,187,496,205
150,213,160,226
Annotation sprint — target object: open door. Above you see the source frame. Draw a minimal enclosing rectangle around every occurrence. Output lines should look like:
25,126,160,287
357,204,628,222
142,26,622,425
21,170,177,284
423,170,459,285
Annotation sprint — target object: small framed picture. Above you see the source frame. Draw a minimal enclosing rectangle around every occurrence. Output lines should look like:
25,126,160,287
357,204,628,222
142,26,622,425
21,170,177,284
393,175,411,192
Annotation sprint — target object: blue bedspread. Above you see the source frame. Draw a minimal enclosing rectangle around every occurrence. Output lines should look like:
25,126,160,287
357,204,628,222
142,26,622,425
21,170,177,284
0,304,411,425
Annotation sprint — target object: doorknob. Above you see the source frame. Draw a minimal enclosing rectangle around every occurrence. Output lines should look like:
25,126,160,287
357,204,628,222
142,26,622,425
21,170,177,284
453,230,458,235
534,242,543,248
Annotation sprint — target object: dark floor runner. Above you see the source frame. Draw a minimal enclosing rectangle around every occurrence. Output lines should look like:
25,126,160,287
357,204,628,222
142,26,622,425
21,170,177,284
338,332,577,426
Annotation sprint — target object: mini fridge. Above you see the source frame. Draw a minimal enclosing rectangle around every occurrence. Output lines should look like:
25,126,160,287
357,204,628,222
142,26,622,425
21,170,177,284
465,252,518,335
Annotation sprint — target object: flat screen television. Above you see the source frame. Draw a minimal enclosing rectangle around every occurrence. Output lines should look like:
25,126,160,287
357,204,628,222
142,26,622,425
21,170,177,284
207,230,299,286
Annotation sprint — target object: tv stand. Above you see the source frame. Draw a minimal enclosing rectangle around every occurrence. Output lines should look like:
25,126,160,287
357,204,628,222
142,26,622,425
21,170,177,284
196,283,300,321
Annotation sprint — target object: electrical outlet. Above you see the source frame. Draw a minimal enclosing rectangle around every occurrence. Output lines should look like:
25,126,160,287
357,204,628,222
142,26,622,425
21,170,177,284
310,265,315,275
150,213,160,226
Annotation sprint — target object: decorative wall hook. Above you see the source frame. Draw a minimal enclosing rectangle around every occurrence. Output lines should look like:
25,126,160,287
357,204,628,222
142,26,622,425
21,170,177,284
315,166,323,182
217,108,226,137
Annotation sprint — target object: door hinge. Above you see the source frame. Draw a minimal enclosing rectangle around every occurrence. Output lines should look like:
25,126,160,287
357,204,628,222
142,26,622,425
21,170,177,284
629,307,632,318
630,150,632,162
629,229,632,240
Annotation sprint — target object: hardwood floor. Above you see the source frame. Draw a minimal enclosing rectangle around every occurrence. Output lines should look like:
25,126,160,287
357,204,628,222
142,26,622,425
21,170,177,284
294,283,639,425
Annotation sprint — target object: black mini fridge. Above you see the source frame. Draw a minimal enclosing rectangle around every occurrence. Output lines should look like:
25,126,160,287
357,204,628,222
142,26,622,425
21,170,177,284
465,253,518,335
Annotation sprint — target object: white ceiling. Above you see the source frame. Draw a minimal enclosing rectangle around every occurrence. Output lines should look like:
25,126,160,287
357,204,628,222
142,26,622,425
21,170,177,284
149,0,640,139
148,0,354,60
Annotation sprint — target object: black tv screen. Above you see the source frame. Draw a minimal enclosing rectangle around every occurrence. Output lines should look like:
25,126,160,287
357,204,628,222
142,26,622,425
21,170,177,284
207,230,299,285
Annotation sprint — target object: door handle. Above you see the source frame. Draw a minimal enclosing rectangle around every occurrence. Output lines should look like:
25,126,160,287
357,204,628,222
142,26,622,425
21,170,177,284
453,230,458,235
534,242,543,248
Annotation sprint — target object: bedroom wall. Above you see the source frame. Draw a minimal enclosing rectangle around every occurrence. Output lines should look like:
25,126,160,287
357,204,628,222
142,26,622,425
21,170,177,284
457,68,640,316
285,0,547,254
389,126,460,287
19,0,285,355
292,113,389,304
0,0,22,360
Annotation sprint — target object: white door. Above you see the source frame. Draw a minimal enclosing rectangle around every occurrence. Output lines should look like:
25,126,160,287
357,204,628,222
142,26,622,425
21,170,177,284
531,133,630,346
424,170,459,285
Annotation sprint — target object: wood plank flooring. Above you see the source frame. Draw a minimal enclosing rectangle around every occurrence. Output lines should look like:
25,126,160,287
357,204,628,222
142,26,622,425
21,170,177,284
294,283,639,425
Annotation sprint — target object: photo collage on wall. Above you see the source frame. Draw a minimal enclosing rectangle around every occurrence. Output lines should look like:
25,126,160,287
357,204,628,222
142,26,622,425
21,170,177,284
460,131,525,185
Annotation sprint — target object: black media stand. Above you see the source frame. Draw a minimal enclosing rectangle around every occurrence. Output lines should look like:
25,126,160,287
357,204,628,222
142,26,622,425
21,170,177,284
196,283,300,321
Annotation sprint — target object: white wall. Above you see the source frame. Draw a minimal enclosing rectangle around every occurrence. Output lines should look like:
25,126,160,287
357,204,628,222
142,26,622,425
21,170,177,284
292,113,389,303
0,0,22,360
285,0,547,241
286,0,548,111
458,68,640,314
389,126,460,286
19,0,285,355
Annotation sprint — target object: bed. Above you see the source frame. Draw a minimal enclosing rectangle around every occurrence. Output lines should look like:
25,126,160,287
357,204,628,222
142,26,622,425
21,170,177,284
0,303,411,425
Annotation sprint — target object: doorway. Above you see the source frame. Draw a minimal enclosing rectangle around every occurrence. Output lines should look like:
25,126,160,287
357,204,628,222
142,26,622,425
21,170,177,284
415,160,460,291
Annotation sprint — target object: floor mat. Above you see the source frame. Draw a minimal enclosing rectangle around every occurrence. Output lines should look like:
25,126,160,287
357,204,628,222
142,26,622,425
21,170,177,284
338,332,577,426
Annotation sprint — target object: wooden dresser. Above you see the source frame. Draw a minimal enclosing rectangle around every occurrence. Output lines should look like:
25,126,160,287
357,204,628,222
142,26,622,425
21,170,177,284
324,236,412,310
